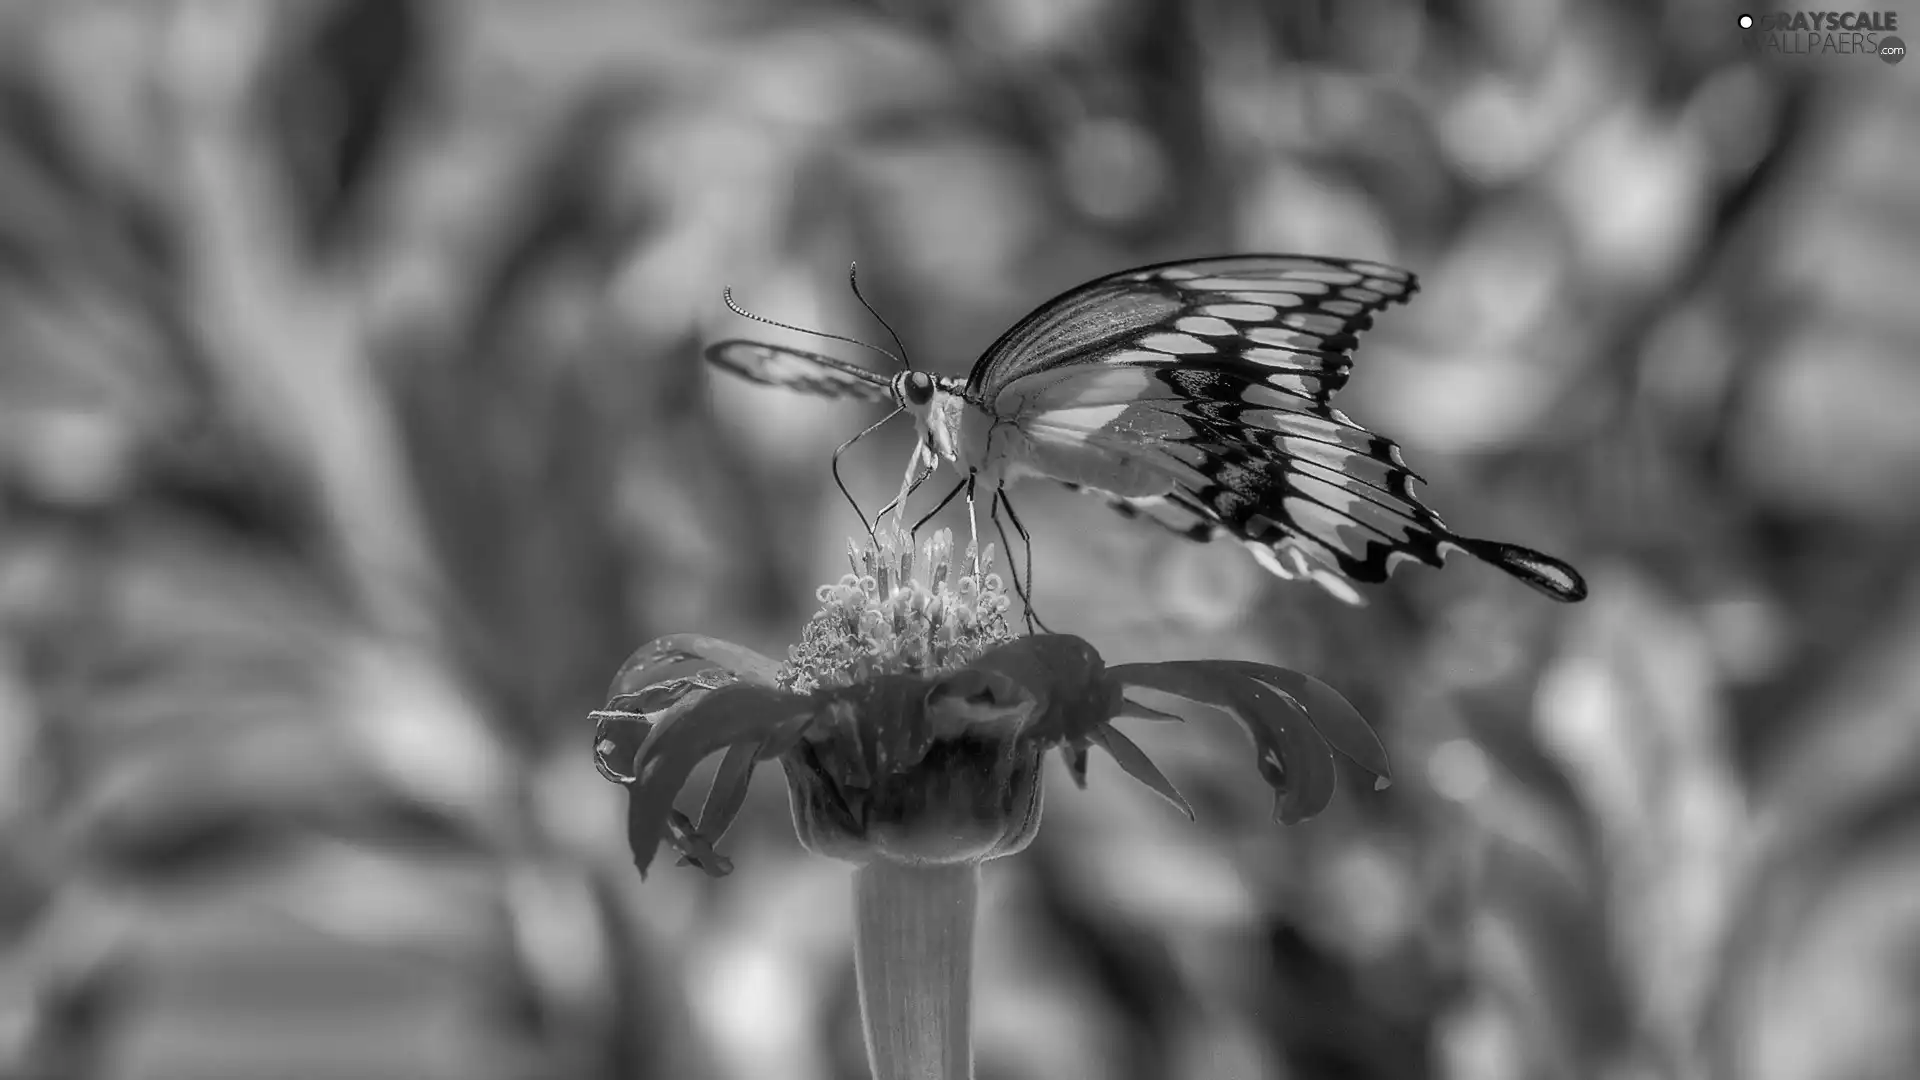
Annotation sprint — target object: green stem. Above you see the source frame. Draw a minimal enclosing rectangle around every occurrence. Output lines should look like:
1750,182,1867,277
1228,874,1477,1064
851,861,978,1080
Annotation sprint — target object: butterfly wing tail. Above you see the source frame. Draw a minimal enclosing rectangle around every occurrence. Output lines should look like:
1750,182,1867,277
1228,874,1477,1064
1122,452,1588,605
1450,537,1589,603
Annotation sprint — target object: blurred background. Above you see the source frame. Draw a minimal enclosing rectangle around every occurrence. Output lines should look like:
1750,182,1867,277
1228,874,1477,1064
3,1,1918,1078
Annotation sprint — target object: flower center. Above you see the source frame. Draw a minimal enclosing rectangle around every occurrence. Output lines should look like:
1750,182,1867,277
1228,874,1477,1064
779,525,1014,695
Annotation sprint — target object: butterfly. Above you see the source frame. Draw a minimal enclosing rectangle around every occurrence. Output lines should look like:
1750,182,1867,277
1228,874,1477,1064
705,255,1588,608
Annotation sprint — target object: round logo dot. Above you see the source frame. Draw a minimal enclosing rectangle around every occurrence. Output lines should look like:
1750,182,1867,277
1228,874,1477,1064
1882,35,1907,64
1738,13,1754,28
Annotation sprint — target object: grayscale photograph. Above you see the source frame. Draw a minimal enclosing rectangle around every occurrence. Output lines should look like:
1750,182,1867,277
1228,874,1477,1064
1,2,1916,1079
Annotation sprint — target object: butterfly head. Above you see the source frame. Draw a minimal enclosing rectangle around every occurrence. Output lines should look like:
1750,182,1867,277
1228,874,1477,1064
891,369,938,409
889,370,964,463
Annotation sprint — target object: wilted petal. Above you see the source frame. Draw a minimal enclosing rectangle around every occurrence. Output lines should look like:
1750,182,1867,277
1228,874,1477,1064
628,684,813,877
1087,725,1194,820
1213,662,1392,787
595,636,775,785
593,678,724,784
592,701,653,784
608,634,784,697
1107,663,1339,825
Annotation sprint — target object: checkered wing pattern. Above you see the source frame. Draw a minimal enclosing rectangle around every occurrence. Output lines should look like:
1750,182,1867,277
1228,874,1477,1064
972,256,1585,603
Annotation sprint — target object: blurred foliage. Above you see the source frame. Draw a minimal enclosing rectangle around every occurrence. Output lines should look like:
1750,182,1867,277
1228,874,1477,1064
2,1,1918,1078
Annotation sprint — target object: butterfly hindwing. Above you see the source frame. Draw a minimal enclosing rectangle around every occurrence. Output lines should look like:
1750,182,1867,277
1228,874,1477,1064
704,340,894,403
1025,401,1444,586
1054,479,1380,605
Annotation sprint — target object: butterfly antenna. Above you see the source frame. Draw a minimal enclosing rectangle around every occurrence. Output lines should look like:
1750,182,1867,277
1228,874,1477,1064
847,262,912,371
832,409,904,540
722,287,906,369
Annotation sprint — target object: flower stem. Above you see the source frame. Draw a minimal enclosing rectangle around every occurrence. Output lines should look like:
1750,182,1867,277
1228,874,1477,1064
851,861,979,1080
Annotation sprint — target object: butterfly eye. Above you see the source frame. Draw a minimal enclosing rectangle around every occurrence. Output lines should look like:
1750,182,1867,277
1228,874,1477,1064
903,371,936,406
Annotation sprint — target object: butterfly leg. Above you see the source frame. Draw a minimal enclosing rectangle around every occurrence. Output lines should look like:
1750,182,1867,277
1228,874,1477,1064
992,489,1051,634
994,489,1051,634
910,476,970,537
877,441,935,529
831,409,903,540
965,473,982,578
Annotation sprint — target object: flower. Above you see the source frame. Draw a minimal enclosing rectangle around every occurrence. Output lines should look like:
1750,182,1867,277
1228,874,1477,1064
590,524,1392,877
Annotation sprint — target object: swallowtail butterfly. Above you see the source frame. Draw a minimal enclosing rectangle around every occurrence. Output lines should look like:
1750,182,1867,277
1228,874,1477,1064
705,255,1587,605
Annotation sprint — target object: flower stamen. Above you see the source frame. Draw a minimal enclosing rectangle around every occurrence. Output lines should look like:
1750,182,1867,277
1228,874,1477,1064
779,524,1012,696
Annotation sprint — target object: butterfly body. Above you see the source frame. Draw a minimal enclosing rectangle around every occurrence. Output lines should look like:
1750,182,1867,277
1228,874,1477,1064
706,255,1588,605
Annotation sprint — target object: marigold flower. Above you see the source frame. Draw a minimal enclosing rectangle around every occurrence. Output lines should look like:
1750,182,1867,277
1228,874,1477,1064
591,523,1395,1079
589,524,1391,878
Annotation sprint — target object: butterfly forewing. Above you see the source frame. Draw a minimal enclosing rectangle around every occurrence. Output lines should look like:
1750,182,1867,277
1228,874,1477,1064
967,255,1419,400
704,340,894,403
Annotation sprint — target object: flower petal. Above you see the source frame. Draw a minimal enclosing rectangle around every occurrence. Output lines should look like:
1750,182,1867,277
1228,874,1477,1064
607,634,784,698
1063,743,1091,788
591,704,652,784
627,684,813,876
805,676,936,787
965,634,1114,741
659,806,734,877
1107,663,1339,824
1116,695,1187,724
696,741,761,840
924,670,1043,795
1213,662,1392,787
1233,680,1338,824
1088,725,1194,820
924,668,1039,740
593,660,751,786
